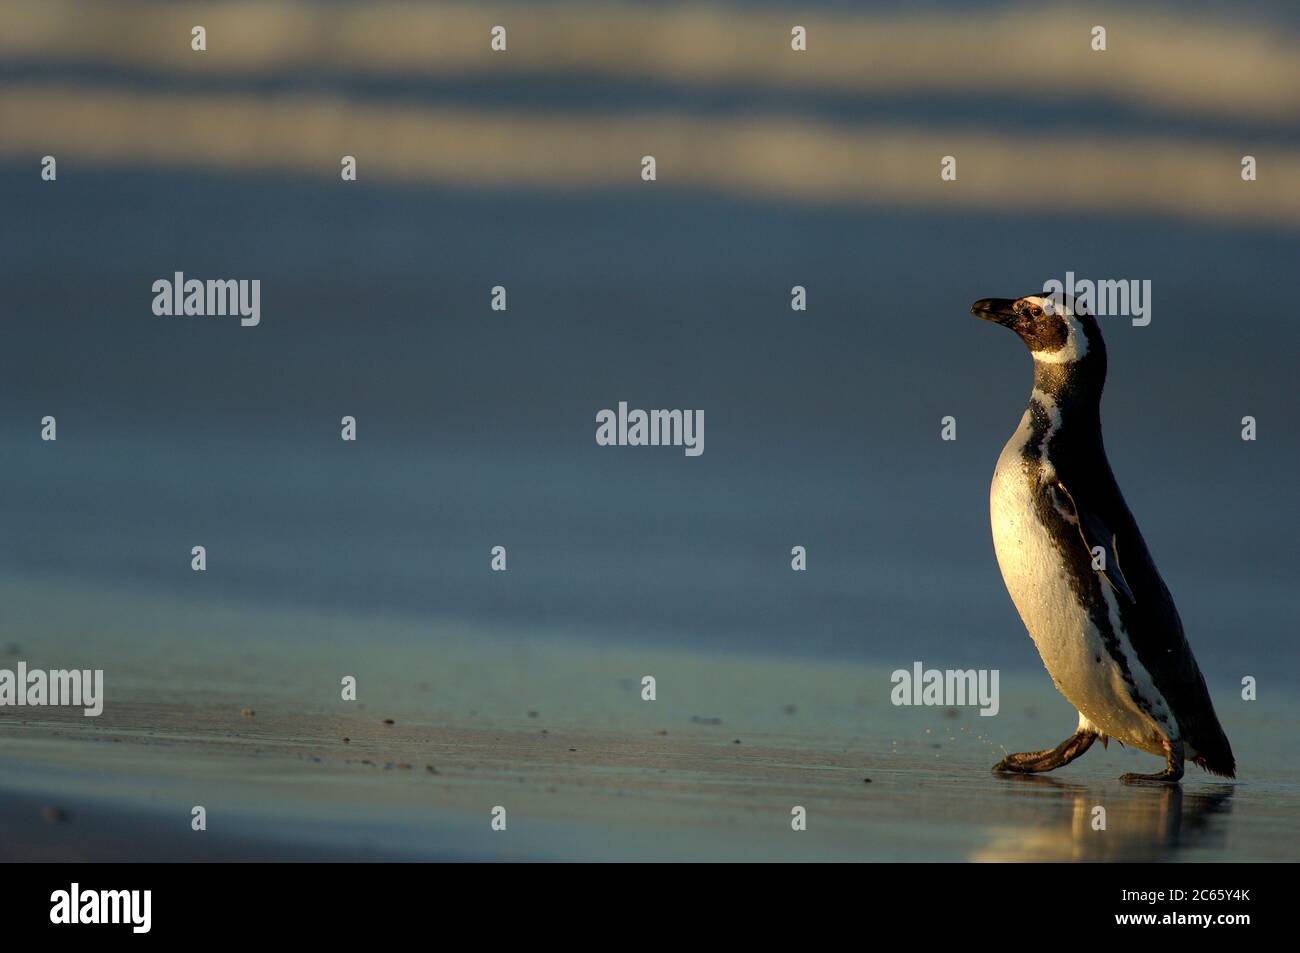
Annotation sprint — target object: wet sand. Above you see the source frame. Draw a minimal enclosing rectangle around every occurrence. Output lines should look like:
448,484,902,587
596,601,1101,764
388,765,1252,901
2,579,1295,862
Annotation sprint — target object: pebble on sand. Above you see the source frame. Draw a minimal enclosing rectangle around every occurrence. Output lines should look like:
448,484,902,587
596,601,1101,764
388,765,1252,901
240,708,255,718
382,718,395,725
341,736,350,743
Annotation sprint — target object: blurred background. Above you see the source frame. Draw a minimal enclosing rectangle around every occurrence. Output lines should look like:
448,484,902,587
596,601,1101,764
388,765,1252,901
2,0,1297,685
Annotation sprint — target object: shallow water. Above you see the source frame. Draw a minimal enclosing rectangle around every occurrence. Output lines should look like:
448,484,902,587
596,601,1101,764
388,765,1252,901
3,167,1298,683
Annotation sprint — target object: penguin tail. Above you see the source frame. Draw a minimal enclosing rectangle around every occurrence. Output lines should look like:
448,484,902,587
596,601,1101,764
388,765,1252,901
1189,725,1236,778
1192,752,1236,779
1178,667,1236,778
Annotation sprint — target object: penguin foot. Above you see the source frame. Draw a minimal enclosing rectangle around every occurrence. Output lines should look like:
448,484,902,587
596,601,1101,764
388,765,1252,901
1119,770,1181,784
1120,739,1184,784
993,728,1097,774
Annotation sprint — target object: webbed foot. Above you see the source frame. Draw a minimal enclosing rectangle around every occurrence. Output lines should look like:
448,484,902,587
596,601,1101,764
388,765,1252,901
1121,739,1184,784
993,728,1098,774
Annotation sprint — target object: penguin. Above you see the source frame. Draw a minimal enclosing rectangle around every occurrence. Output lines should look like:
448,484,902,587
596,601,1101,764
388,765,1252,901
971,293,1234,783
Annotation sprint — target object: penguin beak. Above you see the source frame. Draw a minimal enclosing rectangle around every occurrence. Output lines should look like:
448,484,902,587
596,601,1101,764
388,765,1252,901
971,298,1019,326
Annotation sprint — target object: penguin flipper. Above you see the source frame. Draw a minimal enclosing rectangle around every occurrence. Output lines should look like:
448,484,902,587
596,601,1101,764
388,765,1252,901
1049,480,1135,602
1049,479,1236,778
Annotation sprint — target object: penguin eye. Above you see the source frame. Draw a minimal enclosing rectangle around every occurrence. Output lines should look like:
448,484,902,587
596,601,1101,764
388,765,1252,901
1030,306,1043,317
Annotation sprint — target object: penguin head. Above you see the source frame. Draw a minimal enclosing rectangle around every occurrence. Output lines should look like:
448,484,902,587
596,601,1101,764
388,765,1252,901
971,293,1102,367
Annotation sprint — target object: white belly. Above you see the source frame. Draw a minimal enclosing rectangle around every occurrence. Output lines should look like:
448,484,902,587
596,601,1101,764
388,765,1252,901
990,417,1170,754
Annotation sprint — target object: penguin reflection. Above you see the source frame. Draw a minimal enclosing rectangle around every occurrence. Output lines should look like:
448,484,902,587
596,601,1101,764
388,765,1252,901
971,780,1234,862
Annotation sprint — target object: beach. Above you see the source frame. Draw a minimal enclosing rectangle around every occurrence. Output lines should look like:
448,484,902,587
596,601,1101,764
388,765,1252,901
3,578,1293,863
